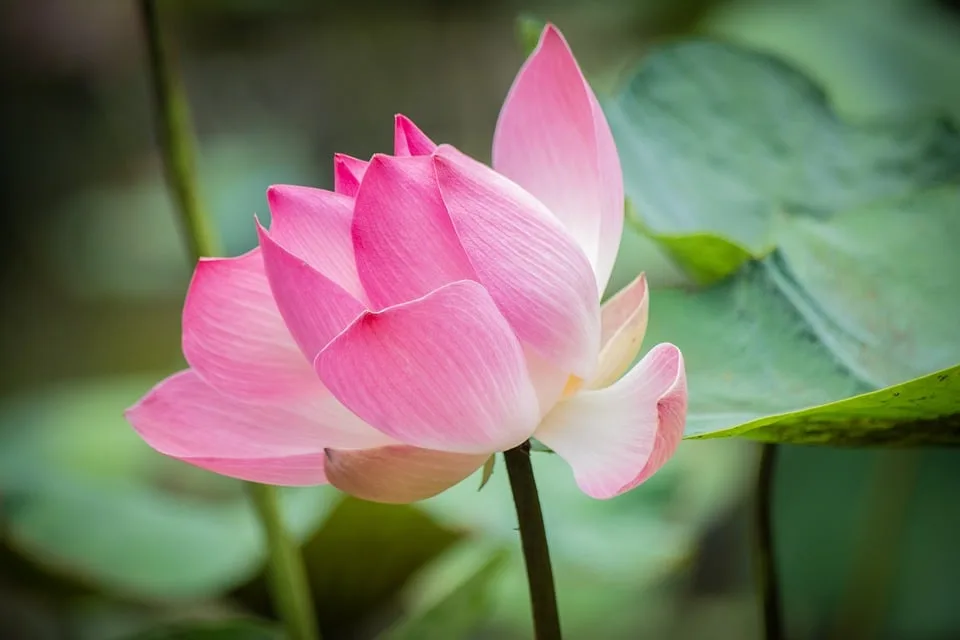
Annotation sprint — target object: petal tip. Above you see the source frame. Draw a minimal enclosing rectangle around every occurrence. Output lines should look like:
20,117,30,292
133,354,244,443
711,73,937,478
534,22,571,56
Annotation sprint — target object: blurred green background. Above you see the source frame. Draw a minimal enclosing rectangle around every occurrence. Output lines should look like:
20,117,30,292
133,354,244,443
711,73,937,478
1,0,958,638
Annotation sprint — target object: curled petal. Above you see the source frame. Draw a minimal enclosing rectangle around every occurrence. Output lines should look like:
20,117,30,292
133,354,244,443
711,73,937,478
590,273,649,388
324,446,487,503
333,153,368,197
266,185,365,300
257,222,365,361
181,249,323,402
394,114,438,156
315,280,540,454
126,370,394,486
352,154,474,308
534,343,687,499
434,146,600,378
493,24,624,293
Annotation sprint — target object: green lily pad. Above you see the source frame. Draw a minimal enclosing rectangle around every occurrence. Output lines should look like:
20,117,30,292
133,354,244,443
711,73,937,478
385,546,510,640
123,620,282,640
0,377,337,599
639,187,960,444
604,39,960,281
235,496,463,637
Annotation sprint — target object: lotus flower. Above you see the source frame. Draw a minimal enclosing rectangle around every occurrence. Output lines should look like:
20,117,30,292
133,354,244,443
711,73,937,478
126,25,686,503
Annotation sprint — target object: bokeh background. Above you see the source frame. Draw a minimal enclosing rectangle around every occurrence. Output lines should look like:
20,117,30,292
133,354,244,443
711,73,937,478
1,0,959,638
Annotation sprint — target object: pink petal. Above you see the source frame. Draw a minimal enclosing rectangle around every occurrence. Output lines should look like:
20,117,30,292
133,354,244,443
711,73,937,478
333,153,368,197
534,343,687,499
434,146,600,378
266,185,365,300
524,347,570,418
315,280,540,454
352,154,475,309
181,249,324,402
493,24,624,292
394,114,438,156
324,446,487,503
590,274,649,389
126,370,394,486
257,222,365,361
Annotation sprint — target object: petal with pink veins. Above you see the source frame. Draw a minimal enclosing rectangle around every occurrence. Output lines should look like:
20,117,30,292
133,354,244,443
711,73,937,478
434,146,600,378
315,280,540,454
534,343,687,499
394,114,437,156
257,222,365,361
352,154,475,309
266,185,365,300
324,446,488,503
589,273,649,389
333,153,368,197
125,370,395,486
493,24,624,293
181,249,324,402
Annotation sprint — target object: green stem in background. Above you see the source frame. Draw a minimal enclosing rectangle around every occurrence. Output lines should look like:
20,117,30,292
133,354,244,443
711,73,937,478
503,442,562,640
830,450,920,640
138,3,318,639
139,0,220,261
754,443,783,640
247,484,321,640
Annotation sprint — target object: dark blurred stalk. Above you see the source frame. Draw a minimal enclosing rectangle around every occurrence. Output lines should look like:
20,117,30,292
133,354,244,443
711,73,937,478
754,443,783,640
504,442,562,640
138,2,318,639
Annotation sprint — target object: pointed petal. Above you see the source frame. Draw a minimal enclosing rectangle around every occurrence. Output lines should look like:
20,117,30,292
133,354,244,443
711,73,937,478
333,153,368,197
257,222,365,361
315,280,540,454
394,114,438,156
434,146,600,378
493,24,624,292
535,343,687,499
126,370,394,485
352,154,474,308
324,445,487,503
590,274,649,388
181,249,323,402
266,185,365,300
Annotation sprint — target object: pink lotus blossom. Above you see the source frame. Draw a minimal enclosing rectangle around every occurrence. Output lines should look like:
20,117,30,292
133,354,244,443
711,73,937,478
126,25,686,503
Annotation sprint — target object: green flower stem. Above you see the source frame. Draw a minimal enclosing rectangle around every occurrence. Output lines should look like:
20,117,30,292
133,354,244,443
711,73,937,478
138,3,318,638
504,442,562,639
139,0,220,261
247,484,321,640
754,443,783,640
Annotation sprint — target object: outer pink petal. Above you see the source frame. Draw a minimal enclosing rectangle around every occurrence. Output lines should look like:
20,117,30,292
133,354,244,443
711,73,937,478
394,114,438,156
588,88,625,293
434,146,600,378
324,446,487,503
257,222,365,361
590,273,649,389
181,249,324,402
315,280,540,454
266,185,365,300
125,370,394,486
493,24,624,293
333,153,368,197
534,343,687,499
352,154,475,309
